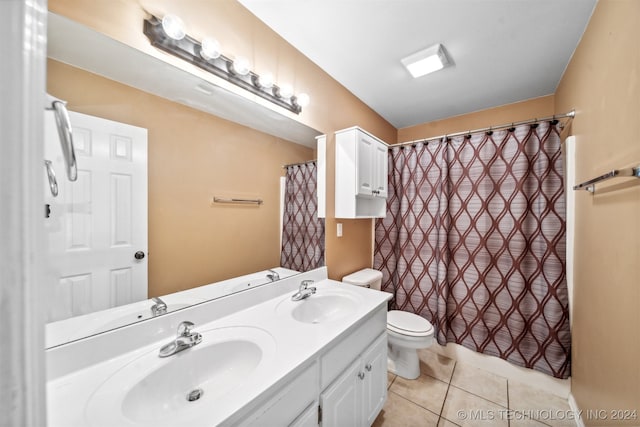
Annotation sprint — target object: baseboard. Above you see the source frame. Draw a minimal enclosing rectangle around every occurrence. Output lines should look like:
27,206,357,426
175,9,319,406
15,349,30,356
568,393,585,427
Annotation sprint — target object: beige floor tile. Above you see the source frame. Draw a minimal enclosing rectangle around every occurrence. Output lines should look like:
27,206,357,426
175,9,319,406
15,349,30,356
373,391,440,427
441,386,509,427
509,412,551,427
390,372,449,414
419,348,456,383
450,362,508,407
508,381,573,427
438,417,462,427
387,372,397,389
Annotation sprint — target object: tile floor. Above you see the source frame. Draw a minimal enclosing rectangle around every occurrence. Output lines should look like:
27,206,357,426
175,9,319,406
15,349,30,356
374,348,575,427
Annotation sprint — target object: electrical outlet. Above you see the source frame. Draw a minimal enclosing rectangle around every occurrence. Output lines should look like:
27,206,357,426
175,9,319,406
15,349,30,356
337,223,343,237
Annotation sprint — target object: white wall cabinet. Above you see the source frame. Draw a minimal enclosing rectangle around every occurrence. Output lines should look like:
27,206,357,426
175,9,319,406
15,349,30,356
320,333,387,427
335,127,388,218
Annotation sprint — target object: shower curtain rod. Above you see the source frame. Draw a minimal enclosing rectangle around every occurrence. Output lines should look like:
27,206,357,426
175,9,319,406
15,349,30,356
395,109,575,148
282,159,317,169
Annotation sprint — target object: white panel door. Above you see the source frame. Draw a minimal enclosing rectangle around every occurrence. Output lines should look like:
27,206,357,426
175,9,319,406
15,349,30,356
44,111,148,323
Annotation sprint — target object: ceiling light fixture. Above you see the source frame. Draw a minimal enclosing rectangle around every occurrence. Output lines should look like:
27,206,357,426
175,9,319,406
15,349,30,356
143,14,305,114
401,43,450,78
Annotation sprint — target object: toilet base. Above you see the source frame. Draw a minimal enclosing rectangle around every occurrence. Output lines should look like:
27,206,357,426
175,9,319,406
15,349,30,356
387,342,421,380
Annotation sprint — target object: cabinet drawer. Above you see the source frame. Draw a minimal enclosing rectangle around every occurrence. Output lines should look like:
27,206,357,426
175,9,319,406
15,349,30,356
320,307,386,389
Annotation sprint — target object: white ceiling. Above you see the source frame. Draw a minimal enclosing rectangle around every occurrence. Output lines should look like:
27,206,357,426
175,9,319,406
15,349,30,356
239,0,597,129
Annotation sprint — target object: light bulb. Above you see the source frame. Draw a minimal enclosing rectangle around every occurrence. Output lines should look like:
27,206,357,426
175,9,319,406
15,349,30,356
231,56,250,76
277,83,293,99
162,14,185,40
200,37,221,60
256,72,274,89
295,93,310,107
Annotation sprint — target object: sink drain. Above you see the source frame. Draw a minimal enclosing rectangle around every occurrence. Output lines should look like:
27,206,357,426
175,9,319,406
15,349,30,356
187,388,204,402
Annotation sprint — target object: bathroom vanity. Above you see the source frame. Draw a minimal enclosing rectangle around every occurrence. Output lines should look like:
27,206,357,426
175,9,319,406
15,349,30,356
46,267,391,426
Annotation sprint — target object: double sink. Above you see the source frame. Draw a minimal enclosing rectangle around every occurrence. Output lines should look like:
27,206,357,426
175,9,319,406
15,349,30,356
79,282,361,426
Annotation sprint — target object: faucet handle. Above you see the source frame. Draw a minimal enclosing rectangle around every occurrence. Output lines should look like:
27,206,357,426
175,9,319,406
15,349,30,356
301,279,315,289
177,321,195,336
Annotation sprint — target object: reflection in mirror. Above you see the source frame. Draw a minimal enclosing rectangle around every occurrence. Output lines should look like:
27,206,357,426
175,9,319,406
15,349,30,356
44,13,323,348
46,267,300,348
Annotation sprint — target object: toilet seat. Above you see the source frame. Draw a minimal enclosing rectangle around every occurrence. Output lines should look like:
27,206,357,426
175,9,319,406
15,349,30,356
387,310,433,337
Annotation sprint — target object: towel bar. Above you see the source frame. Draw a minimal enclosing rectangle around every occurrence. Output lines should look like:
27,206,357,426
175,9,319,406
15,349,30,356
573,165,640,193
213,197,263,205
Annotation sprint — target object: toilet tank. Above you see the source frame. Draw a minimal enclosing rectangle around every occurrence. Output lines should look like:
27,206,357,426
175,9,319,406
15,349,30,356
342,268,383,291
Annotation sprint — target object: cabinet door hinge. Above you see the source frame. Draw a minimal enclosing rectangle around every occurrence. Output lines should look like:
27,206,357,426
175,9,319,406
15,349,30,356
318,404,322,425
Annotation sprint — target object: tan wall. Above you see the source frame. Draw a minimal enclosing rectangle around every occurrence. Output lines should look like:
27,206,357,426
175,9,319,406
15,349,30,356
48,59,314,297
554,1,640,423
397,95,555,142
48,0,396,284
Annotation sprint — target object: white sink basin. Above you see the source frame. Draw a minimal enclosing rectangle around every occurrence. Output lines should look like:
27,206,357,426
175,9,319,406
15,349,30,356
277,287,359,324
85,326,276,427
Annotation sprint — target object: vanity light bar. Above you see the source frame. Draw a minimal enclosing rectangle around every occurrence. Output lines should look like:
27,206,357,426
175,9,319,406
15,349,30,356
143,15,303,114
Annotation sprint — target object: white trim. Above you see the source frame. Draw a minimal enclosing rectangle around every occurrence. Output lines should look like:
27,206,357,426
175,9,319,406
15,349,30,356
0,0,48,425
316,134,326,218
568,393,585,427
279,176,286,253
564,135,576,328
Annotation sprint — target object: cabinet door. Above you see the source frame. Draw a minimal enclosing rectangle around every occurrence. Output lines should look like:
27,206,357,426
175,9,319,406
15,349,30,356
356,132,375,197
361,334,388,426
373,141,388,198
321,359,361,427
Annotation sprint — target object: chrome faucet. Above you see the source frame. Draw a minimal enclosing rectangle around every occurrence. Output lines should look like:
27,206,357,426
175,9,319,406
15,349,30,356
291,280,316,301
158,321,202,358
151,297,167,316
267,269,280,282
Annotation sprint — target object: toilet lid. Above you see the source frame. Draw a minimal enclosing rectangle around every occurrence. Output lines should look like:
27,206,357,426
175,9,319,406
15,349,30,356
387,310,433,337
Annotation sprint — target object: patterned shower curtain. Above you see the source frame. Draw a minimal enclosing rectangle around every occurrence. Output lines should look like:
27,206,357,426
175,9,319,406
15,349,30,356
281,162,325,271
374,122,571,379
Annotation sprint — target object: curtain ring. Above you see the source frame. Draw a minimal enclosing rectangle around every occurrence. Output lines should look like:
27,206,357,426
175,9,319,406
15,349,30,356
508,123,515,132
486,126,493,136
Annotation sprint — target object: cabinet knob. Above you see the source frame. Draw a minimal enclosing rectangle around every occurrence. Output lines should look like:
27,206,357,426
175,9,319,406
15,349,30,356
358,372,365,380
365,364,372,372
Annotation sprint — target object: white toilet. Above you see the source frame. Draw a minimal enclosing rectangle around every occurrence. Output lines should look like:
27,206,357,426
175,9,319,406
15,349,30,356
342,268,434,380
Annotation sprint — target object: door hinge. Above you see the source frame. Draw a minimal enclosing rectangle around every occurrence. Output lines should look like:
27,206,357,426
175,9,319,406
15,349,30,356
318,404,322,424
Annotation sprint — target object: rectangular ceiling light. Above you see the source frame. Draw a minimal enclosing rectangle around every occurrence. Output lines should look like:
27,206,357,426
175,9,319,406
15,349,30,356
401,43,449,78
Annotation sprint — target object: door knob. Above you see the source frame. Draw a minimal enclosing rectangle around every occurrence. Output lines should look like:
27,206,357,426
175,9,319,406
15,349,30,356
134,251,146,260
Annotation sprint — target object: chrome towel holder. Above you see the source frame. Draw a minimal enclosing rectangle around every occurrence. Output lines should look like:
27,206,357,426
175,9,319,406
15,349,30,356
573,165,640,193
213,197,263,205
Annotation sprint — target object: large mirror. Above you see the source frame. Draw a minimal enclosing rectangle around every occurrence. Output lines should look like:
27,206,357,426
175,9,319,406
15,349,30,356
44,13,324,348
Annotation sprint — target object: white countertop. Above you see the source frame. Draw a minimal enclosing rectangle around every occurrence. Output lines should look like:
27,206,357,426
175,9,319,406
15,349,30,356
46,271,391,427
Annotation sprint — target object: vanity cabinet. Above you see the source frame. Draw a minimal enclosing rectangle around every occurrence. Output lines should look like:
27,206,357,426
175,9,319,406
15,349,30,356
234,305,388,427
237,362,319,427
335,127,389,218
320,333,387,427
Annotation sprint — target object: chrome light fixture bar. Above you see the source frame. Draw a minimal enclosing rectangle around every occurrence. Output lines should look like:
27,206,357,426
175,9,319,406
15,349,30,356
143,15,303,114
